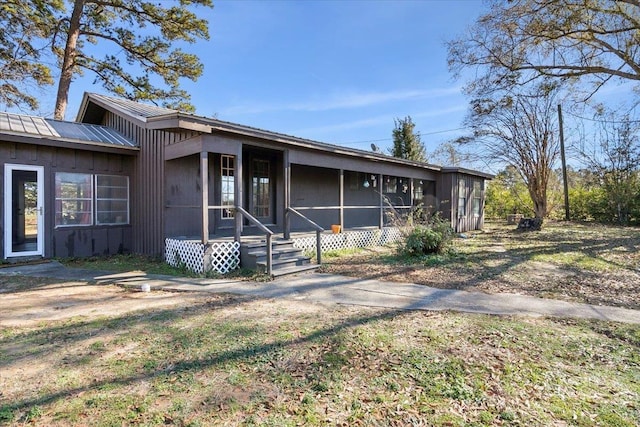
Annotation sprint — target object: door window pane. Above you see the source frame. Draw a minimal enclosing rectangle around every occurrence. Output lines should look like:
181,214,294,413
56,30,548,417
252,160,270,218
221,155,235,218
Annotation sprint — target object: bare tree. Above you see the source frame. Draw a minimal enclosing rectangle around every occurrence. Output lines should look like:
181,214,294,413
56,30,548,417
578,111,640,223
458,82,562,218
448,0,640,99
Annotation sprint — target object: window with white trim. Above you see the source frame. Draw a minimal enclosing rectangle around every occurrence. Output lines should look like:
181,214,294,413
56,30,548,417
55,173,129,226
55,173,93,226
96,175,129,224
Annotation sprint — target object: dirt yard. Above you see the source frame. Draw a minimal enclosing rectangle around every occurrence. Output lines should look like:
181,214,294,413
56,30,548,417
320,221,640,310
2,222,639,330
0,276,220,328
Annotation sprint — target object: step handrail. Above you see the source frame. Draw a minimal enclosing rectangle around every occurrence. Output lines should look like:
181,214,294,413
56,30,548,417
286,207,324,266
235,206,274,275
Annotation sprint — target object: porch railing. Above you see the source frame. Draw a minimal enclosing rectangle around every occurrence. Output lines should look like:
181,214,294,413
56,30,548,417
285,207,324,266
234,205,274,275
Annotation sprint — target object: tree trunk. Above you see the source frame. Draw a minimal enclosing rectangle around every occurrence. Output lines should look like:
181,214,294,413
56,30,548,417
529,184,548,219
53,0,85,120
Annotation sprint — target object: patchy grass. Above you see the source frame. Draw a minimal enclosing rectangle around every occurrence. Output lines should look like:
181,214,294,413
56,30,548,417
59,254,266,281
0,291,638,427
60,254,187,276
320,221,640,310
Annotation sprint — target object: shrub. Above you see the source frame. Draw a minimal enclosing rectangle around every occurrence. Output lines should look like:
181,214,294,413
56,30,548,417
400,215,453,256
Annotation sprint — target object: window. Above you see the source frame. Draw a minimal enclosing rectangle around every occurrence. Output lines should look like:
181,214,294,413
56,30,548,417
221,155,235,218
55,173,129,227
96,175,129,224
457,178,466,218
55,173,93,226
472,180,482,217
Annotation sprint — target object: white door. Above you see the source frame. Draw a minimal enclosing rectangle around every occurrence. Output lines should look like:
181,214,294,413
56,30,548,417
4,164,44,258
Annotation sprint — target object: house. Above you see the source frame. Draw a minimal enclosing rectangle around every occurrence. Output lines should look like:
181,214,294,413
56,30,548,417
1,93,492,275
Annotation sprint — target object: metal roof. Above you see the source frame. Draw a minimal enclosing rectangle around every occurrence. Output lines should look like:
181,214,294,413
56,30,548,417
86,93,178,119
77,93,492,178
80,93,446,171
0,111,137,148
45,119,136,147
0,112,58,137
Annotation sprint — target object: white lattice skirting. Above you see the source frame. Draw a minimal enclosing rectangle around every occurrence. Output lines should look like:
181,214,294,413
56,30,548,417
292,227,403,253
165,239,240,274
166,228,401,274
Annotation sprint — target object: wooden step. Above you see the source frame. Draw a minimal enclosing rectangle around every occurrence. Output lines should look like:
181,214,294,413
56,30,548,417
240,238,320,277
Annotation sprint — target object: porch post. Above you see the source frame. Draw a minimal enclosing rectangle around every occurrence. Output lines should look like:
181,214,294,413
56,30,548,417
234,146,243,242
339,169,344,229
379,173,384,229
200,151,209,244
283,149,291,240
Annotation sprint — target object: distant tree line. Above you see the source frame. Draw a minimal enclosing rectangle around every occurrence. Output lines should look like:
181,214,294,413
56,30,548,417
447,0,640,226
486,113,640,225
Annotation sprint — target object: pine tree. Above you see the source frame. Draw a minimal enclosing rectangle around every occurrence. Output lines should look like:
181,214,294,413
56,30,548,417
0,0,213,119
391,116,427,162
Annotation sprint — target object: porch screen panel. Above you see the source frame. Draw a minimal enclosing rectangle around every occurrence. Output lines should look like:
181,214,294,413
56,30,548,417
96,175,129,224
55,173,93,226
413,180,424,205
221,155,235,218
252,159,270,218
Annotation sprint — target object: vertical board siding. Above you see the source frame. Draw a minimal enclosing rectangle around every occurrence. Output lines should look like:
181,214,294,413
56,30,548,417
449,173,485,233
102,112,199,256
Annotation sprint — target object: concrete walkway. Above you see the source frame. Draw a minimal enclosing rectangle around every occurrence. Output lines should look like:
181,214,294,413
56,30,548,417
2,261,639,324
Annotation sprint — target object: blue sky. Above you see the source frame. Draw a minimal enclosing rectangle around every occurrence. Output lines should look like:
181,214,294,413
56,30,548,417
58,0,487,158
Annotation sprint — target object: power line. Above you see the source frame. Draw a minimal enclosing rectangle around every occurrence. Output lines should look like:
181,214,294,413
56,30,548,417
338,126,469,146
564,110,640,124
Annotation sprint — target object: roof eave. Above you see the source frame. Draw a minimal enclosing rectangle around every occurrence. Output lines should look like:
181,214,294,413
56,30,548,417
208,123,443,172
441,166,494,179
146,115,213,133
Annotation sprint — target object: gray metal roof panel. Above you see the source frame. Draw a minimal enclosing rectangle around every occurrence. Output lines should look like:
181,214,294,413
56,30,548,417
45,119,137,147
87,93,178,119
0,112,59,137
0,112,136,149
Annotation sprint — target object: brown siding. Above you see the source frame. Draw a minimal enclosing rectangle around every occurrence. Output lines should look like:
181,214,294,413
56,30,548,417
447,172,486,233
102,112,198,256
437,173,453,226
0,140,134,258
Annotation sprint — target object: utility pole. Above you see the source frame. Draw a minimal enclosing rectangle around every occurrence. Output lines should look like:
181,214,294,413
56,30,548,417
557,104,570,221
